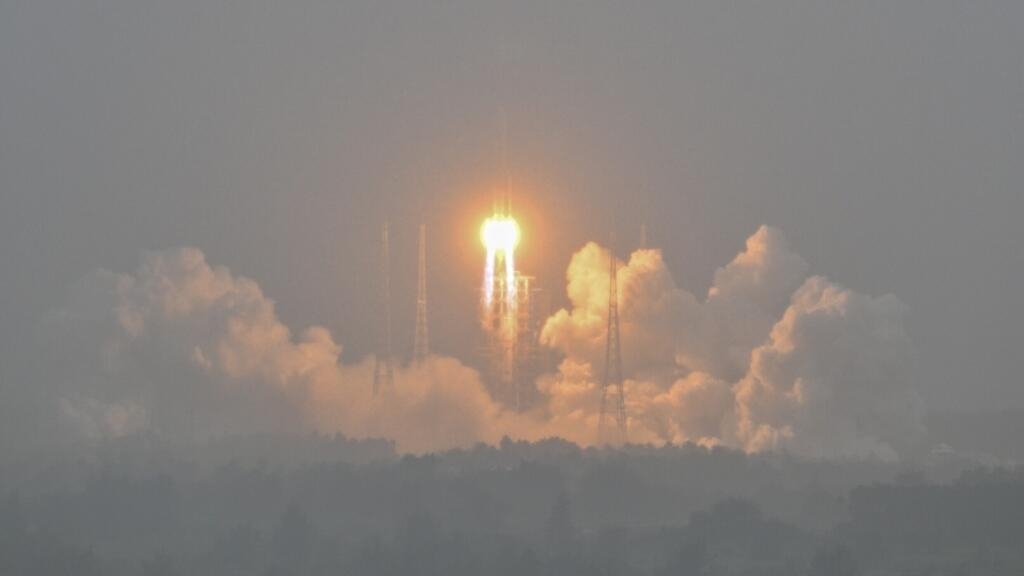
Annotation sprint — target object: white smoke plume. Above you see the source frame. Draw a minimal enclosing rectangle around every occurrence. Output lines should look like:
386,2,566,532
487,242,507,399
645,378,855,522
39,226,924,459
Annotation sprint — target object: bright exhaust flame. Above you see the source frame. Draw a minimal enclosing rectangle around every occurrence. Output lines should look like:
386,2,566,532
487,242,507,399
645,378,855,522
481,216,520,307
481,217,520,253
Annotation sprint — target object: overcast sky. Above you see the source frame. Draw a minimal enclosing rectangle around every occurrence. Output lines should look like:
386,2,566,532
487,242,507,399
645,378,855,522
1,0,1021,412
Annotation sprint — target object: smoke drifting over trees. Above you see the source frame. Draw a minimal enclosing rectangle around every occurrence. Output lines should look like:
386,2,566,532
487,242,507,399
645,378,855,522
20,225,922,460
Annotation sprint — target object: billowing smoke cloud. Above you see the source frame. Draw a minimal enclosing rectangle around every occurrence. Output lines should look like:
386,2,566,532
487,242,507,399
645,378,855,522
700,225,810,380
734,276,924,459
39,247,510,452
541,243,694,377
540,226,924,459
540,227,808,383
38,227,924,459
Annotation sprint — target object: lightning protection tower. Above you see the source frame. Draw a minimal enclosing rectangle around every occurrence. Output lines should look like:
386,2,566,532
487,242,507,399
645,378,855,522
413,223,429,364
373,222,394,395
598,247,627,444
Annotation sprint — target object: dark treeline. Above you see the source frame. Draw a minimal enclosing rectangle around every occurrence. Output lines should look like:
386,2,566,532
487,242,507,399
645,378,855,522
1,435,1022,575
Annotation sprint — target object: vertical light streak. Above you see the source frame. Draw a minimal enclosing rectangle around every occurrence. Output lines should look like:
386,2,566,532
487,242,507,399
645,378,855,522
505,250,516,303
483,248,496,307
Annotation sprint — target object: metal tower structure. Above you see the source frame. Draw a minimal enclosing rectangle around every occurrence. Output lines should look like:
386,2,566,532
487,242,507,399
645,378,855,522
373,222,394,395
598,248,627,444
413,223,429,364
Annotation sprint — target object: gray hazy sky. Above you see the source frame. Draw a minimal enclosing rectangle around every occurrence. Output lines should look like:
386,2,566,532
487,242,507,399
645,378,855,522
1,0,1021,411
